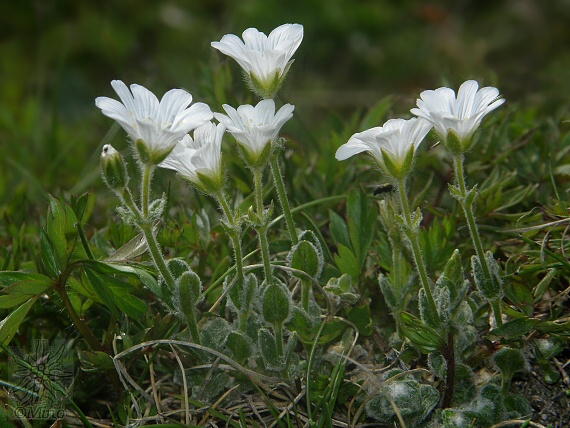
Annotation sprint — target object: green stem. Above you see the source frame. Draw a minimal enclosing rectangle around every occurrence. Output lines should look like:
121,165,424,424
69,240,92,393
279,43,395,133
128,164,176,294
274,322,284,357
301,279,311,313
216,191,251,331
253,167,273,285
490,299,503,328
216,192,244,287
119,187,142,220
138,222,176,291
56,279,123,398
453,155,502,326
57,282,103,352
183,305,201,345
141,164,154,218
270,155,298,245
396,177,440,326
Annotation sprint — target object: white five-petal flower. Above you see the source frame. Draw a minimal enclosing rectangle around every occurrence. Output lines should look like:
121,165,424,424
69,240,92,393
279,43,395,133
159,122,225,192
214,99,294,166
95,80,213,164
336,118,432,179
410,80,505,153
211,24,303,98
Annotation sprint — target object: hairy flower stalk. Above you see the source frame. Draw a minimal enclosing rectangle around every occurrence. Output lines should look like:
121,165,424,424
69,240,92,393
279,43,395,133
411,80,505,326
96,81,213,308
270,153,299,245
336,117,440,325
159,122,249,336
215,100,295,286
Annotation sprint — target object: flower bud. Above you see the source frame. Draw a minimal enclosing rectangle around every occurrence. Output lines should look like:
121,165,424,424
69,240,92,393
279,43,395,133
100,144,129,190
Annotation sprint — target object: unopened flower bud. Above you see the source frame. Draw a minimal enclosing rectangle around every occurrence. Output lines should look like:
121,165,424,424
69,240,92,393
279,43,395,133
100,144,129,190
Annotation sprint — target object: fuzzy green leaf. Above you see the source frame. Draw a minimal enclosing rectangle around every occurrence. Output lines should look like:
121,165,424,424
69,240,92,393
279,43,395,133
289,240,321,278
258,328,283,371
262,282,291,326
491,317,539,339
399,312,444,353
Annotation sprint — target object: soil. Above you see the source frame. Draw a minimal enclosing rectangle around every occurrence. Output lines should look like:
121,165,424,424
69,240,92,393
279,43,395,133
511,361,570,428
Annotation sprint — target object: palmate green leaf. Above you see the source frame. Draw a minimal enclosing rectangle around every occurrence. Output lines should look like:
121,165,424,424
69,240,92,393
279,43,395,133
329,210,350,249
83,267,146,320
83,259,160,298
0,298,37,346
46,195,70,270
0,279,52,309
505,281,534,317
346,304,373,336
0,271,51,287
70,192,90,223
78,350,115,372
40,228,59,277
333,244,359,280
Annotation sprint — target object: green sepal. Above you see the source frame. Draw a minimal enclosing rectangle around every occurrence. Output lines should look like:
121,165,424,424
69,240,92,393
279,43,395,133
134,139,174,165
379,149,401,179
401,144,416,176
248,67,285,99
195,170,224,195
100,146,129,190
237,139,273,169
443,129,466,155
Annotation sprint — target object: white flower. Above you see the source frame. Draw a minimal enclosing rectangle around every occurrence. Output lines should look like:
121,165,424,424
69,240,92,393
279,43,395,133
336,118,432,179
159,122,225,193
95,80,213,165
214,99,294,167
211,23,303,98
410,80,505,154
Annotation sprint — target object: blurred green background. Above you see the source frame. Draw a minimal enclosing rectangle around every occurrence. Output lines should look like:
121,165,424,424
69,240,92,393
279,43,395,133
1,0,570,222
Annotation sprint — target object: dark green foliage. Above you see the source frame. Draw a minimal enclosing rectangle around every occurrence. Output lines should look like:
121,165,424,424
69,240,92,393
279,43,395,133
1,3,570,426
